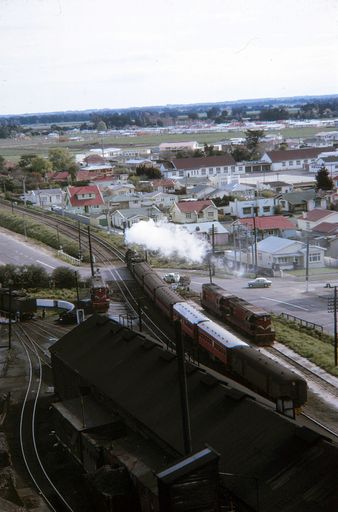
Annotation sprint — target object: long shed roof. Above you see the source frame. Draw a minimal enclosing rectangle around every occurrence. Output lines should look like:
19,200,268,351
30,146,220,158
50,315,338,512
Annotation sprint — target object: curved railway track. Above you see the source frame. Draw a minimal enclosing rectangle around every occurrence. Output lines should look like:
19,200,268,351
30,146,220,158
13,323,75,512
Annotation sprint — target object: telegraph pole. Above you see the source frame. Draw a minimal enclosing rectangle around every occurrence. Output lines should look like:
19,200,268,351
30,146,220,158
327,284,337,366
87,226,95,277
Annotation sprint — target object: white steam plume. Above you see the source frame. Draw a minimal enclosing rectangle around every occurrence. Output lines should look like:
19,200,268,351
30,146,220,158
125,220,211,263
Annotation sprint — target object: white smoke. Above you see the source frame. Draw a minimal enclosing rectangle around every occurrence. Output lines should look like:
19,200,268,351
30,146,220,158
125,219,211,263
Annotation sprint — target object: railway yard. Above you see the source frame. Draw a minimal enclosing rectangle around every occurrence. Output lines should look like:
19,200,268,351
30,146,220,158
0,202,338,511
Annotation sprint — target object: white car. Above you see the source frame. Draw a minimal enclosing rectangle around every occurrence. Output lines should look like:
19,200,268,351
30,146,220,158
248,277,272,288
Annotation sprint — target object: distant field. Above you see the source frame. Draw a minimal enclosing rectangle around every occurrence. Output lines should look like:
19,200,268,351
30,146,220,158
0,126,336,161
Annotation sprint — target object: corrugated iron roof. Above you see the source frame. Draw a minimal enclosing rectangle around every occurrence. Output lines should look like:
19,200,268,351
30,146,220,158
50,316,338,512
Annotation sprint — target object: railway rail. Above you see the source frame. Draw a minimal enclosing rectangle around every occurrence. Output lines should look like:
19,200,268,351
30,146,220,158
14,323,75,511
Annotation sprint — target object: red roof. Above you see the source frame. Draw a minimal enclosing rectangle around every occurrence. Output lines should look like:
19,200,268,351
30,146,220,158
239,215,295,230
49,171,70,180
265,147,334,163
172,155,236,170
91,175,117,183
176,199,214,213
68,185,104,207
313,222,338,234
151,179,175,187
83,154,106,164
76,170,103,181
303,209,334,221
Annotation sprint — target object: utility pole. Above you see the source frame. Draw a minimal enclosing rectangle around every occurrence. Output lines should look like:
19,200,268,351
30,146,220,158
305,236,310,293
327,284,338,366
8,281,13,350
87,226,95,277
174,320,192,455
78,220,82,260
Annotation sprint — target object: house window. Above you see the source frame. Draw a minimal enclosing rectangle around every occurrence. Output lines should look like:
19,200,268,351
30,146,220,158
208,211,214,218
243,207,252,214
224,166,228,171
296,160,301,165
309,253,321,262
238,166,243,171
186,213,191,219
282,162,286,166
304,159,308,163
289,161,293,165
179,171,183,176
263,206,270,212
216,167,221,173
208,168,213,174
231,166,235,171
201,169,206,175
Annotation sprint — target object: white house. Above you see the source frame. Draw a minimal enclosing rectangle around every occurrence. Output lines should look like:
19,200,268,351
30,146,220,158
309,154,338,176
22,188,65,208
255,236,325,270
161,155,244,180
229,197,275,218
297,209,338,231
169,199,218,224
159,141,200,153
111,206,164,229
261,147,334,171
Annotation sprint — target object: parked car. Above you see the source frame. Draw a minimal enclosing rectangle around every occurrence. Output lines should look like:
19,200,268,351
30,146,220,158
248,277,272,288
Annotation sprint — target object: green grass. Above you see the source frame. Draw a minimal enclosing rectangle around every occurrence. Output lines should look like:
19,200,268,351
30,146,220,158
0,126,336,160
285,267,338,277
273,316,338,377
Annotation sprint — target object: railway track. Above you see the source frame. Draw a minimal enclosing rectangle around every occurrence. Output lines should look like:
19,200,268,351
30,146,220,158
0,200,125,264
260,343,338,436
13,323,75,511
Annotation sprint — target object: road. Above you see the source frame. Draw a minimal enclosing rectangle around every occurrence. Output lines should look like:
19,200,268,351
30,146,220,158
0,228,69,270
0,227,335,335
157,268,336,335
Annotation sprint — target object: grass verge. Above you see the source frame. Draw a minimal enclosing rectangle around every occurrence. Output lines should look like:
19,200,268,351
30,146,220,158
273,316,338,378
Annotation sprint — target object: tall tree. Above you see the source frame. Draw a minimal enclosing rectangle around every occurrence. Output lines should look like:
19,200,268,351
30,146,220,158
315,165,334,191
245,129,265,160
48,148,77,172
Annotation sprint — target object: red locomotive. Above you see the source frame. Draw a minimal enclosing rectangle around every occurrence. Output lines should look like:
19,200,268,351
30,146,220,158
90,271,110,313
125,250,307,409
201,282,275,346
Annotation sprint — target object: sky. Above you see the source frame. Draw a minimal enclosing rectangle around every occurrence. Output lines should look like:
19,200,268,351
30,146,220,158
0,0,337,115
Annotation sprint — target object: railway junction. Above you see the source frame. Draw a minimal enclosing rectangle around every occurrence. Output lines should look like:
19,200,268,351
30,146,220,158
0,204,337,511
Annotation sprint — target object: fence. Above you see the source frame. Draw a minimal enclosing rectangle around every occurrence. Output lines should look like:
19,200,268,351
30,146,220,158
279,312,323,333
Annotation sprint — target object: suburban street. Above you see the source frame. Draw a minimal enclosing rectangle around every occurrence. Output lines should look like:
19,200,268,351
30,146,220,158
157,268,337,336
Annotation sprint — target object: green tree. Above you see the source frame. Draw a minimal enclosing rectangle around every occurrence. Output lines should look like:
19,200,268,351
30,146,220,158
231,146,251,162
315,165,334,191
0,155,5,172
52,267,79,289
18,154,37,170
30,156,53,174
96,120,107,132
245,129,265,160
135,164,162,179
48,148,76,172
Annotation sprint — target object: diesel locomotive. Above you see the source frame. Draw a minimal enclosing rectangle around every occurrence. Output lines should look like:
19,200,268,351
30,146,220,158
201,282,275,345
125,250,307,409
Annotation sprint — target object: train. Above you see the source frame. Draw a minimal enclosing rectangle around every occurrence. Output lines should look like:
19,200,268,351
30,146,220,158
125,250,307,409
201,282,275,345
90,271,110,313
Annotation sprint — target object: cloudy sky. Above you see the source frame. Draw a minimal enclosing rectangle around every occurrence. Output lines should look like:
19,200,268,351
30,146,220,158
1,0,337,115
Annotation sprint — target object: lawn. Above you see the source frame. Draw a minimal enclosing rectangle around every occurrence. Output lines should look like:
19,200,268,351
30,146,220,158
273,316,338,378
